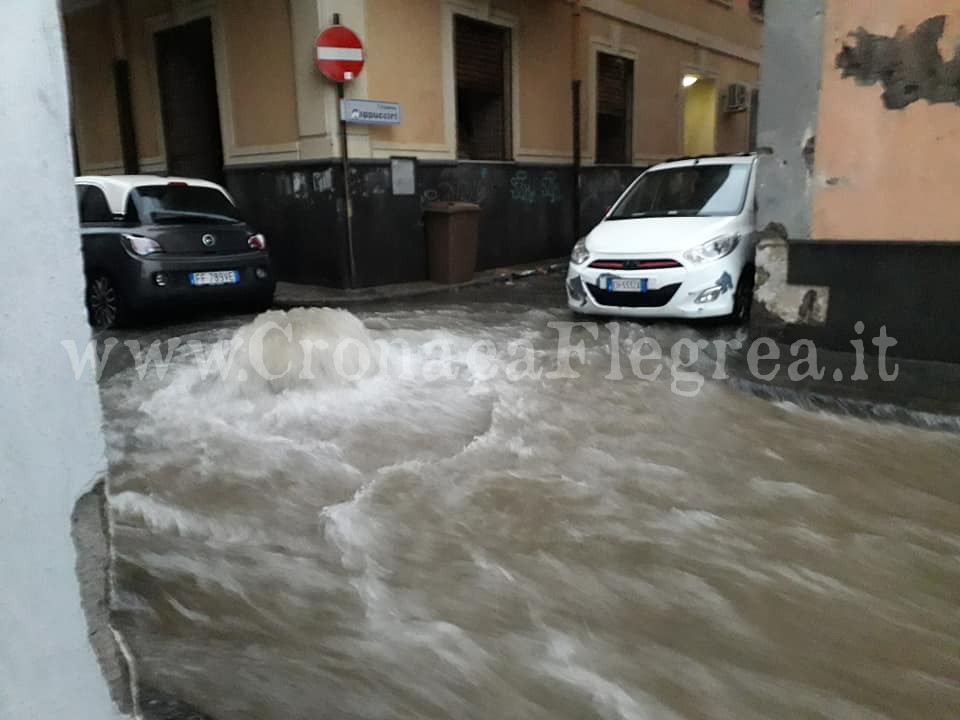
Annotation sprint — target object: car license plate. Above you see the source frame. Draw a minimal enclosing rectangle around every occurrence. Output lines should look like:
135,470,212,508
607,277,654,292
190,271,239,286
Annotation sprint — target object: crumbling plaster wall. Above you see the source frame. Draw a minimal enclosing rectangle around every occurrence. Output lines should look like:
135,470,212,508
752,0,829,328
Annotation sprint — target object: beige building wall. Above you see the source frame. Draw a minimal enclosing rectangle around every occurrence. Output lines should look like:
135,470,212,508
617,0,762,50
812,0,960,241
585,4,758,164
67,0,300,174
122,0,172,169
712,50,759,153
220,0,299,151
64,4,123,172
509,0,574,159
365,0,574,161
366,0,446,150
65,0,760,172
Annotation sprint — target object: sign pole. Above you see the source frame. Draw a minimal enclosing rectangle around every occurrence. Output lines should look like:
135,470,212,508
338,80,357,289
332,13,357,289
317,15,365,288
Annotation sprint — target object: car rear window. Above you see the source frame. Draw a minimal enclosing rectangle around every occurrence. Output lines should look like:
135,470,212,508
131,185,241,225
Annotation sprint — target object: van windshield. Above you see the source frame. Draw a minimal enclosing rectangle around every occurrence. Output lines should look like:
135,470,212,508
131,185,241,225
608,164,751,219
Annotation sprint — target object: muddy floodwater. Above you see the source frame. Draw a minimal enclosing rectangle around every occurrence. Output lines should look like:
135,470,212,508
99,279,960,720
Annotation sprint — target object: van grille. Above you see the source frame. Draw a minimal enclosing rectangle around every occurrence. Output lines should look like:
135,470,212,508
587,283,681,308
589,259,683,270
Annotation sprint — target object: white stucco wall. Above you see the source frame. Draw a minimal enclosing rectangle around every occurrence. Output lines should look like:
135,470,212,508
0,2,122,718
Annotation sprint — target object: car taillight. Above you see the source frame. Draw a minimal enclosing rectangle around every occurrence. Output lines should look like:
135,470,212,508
123,234,163,256
248,234,267,251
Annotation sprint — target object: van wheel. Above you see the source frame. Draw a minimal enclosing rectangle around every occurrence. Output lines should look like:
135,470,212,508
729,267,754,324
86,275,124,329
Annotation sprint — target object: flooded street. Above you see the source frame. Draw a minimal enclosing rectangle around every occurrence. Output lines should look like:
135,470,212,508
99,278,960,720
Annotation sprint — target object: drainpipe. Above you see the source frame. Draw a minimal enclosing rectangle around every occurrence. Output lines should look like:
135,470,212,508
571,0,582,242
109,0,139,174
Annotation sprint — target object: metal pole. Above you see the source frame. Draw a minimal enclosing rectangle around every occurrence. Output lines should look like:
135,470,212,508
333,13,358,288
572,79,581,242
338,81,357,288
571,0,583,242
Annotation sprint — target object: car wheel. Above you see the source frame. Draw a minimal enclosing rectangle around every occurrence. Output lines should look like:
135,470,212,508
86,275,124,329
729,266,755,324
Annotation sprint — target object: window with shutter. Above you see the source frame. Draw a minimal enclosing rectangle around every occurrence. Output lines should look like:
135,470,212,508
455,16,512,161
596,53,634,165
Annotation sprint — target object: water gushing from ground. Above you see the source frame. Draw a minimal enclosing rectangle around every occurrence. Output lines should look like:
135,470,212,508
101,283,960,720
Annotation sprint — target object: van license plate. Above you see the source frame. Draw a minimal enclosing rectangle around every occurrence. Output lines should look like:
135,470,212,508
190,271,239,286
608,278,649,293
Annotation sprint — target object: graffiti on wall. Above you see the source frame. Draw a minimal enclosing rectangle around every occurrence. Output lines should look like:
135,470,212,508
420,167,492,206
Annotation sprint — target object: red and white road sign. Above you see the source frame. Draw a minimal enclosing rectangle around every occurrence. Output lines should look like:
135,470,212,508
315,25,365,83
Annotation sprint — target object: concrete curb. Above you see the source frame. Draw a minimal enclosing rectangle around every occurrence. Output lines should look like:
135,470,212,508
725,343,960,432
273,258,568,309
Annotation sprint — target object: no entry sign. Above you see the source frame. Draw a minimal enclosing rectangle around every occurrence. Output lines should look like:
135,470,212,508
315,25,365,83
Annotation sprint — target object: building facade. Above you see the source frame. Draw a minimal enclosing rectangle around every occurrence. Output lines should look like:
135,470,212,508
753,0,960,364
63,0,762,287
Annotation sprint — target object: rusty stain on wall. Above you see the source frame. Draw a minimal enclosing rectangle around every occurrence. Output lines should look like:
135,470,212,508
836,15,960,110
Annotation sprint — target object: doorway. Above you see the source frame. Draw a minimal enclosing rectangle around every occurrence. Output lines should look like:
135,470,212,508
155,18,224,183
683,78,717,156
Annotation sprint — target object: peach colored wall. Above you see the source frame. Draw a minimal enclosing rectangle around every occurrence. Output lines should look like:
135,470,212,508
812,1,960,241
220,0,299,148
65,5,123,168
366,0,445,147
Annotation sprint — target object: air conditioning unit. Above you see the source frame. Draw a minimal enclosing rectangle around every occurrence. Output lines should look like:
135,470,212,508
725,83,749,113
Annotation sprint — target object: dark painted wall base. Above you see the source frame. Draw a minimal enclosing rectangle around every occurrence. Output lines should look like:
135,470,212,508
751,240,960,364
727,342,960,429
226,160,644,289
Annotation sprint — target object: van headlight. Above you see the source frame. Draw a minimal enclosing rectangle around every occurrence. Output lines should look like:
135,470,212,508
683,234,740,264
571,238,590,265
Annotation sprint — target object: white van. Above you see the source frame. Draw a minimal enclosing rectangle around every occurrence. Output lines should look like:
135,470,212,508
566,154,757,321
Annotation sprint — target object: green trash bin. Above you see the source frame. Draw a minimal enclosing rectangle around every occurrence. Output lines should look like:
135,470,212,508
423,201,482,284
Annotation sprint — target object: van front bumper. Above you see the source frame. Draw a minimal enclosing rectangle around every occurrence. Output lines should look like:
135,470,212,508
566,256,742,319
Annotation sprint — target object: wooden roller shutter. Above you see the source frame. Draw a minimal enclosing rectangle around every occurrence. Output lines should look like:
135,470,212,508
456,17,505,93
597,53,630,117
454,15,512,160
596,53,634,164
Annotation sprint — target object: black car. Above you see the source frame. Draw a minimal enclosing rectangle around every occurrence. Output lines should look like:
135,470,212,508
76,175,275,328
